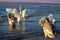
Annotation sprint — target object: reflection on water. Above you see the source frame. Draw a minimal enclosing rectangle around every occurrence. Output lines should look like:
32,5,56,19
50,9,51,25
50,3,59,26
8,25,15,32
8,21,26,33
16,22,25,33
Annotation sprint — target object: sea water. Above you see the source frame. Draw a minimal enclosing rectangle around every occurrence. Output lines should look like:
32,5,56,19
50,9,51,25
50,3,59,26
0,2,60,40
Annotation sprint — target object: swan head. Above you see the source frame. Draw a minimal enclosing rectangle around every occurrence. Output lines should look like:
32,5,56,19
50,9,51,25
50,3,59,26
48,14,53,18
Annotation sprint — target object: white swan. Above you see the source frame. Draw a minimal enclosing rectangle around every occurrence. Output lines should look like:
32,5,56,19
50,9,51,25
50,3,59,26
39,17,55,38
48,14,56,25
6,5,35,23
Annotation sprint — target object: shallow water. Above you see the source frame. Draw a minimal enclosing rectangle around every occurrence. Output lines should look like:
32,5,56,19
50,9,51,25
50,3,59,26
0,2,60,40
0,16,60,40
